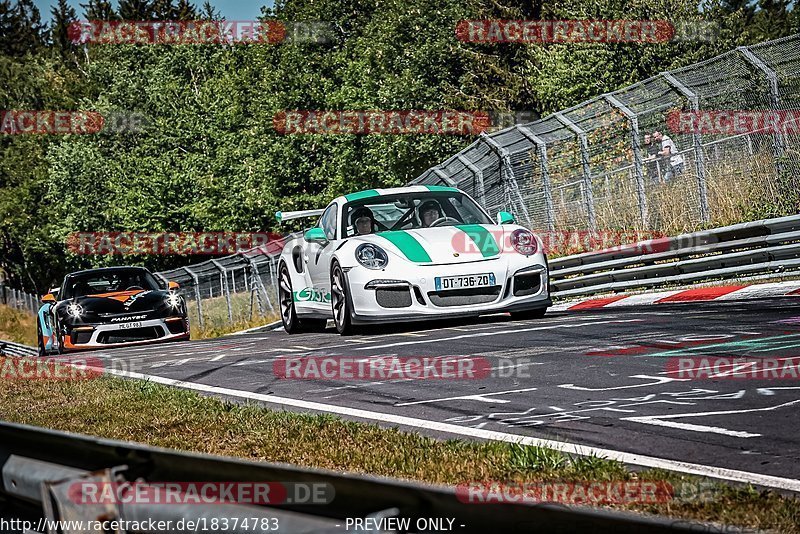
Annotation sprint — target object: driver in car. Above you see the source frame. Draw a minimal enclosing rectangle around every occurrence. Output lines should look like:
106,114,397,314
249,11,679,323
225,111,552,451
352,206,375,235
418,199,443,227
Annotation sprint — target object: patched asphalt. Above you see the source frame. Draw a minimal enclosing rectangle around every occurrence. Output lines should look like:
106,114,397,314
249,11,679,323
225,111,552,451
94,297,800,481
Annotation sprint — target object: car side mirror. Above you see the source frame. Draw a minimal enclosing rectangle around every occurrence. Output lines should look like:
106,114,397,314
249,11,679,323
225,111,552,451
168,281,180,290
304,227,327,243
497,211,515,225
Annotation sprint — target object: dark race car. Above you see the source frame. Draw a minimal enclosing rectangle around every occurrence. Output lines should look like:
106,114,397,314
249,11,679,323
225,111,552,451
37,266,190,356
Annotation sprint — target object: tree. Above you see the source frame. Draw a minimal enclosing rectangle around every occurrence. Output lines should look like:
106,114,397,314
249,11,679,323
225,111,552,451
79,0,117,20
50,0,77,55
0,0,44,56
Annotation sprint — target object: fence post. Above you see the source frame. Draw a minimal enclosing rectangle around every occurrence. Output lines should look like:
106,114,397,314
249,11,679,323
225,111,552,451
554,112,596,231
244,254,271,316
457,154,486,207
432,166,457,186
182,266,204,329
479,132,533,227
211,259,234,324
662,71,710,223
603,94,649,226
515,125,555,231
738,45,786,166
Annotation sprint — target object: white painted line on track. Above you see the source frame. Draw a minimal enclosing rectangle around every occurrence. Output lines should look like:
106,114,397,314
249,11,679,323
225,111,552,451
620,419,760,439
105,367,800,492
622,399,800,438
395,387,539,406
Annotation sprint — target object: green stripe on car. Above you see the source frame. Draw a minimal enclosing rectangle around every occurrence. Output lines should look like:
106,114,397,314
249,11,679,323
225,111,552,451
456,225,500,258
424,185,459,192
378,231,432,263
345,189,381,202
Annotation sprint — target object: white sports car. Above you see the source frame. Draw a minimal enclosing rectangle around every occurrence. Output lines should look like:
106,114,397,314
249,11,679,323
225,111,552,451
275,185,550,335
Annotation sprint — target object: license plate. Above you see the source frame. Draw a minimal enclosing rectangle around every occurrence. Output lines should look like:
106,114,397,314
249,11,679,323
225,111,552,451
435,273,495,291
118,322,143,330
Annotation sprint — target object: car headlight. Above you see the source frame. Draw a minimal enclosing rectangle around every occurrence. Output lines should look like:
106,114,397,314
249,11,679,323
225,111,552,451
67,303,84,318
165,292,182,309
511,229,538,256
356,243,388,269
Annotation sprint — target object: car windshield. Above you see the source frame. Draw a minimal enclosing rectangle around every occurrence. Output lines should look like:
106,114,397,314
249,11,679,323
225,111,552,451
342,191,492,238
62,269,161,299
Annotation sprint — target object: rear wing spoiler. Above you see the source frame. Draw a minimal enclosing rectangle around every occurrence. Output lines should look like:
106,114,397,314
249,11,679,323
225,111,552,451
275,209,325,223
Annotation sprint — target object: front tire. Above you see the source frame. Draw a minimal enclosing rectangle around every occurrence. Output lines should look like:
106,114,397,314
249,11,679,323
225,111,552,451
278,264,327,334
54,317,66,355
510,308,547,321
279,263,303,334
331,262,355,335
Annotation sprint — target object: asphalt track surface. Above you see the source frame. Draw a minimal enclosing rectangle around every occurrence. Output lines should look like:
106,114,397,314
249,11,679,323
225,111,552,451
93,297,800,486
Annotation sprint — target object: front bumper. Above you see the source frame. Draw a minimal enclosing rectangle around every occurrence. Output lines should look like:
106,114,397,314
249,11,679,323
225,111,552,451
62,317,189,351
345,257,550,325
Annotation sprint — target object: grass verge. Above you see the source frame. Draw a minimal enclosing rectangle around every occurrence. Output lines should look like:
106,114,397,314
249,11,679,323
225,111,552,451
0,304,37,346
0,365,797,531
187,292,280,339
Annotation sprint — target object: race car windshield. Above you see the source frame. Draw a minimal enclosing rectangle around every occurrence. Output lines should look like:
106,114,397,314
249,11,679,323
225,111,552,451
342,192,491,237
62,269,161,299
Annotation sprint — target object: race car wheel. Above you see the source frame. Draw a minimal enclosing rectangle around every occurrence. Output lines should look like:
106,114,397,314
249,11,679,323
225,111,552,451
54,317,66,355
37,320,47,357
510,308,547,321
331,262,355,335
278,264,326,334
279,264,302,334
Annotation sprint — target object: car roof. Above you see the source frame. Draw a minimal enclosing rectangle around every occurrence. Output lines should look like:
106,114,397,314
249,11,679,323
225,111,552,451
332,185,461,206
66,266,151,278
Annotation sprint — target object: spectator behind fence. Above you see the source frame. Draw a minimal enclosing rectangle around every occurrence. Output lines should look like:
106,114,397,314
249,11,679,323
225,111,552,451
653,130,684,182
643,133,663,183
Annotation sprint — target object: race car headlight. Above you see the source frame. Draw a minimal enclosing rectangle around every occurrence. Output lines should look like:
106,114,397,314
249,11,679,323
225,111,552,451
356,243,388,269
67,303,84,318
165,292,182,309
511,229,538,256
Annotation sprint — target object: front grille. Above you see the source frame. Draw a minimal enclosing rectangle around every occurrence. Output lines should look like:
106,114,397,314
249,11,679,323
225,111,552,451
98,326,162,344
513,273,542,297
427,286,501,307
376,287,413,308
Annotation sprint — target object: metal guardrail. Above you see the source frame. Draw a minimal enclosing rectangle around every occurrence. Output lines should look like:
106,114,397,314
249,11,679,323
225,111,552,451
2,214,798,350
0,421,726,533
550,213,800,298
0,340,37,357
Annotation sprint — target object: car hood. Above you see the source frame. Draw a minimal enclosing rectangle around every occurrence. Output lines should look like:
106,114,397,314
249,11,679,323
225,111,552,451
64,290,167,314
358,225,511,264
